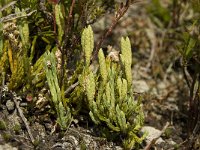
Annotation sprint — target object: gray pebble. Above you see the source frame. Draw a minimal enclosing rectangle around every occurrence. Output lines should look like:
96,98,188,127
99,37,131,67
6,100,15,111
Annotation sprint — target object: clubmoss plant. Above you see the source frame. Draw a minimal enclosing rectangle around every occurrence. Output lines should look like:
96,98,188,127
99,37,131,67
81,25,94,67
81,25,145,149
44,51,71,130
0,7,31,90
121,37,132,89
54,4,64,45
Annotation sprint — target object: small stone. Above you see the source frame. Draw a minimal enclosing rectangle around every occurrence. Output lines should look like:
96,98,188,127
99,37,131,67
166,139,176,145
141,126,164,144
157,82,166,89
0,144,17,150
115,146,123,150
6,100,15,111
133,80,149,93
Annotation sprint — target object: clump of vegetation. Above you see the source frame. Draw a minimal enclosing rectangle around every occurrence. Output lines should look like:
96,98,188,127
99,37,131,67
44,51,72,130
178,12,200,136
2,132,12,142
146,0,171,27
2,0,200,149
0,6,31,90
0,120,6,130
80,26,145,149
13,124,21,134
0,0,144,148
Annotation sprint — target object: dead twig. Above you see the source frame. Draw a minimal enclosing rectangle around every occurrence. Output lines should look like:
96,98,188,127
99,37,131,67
64,81,79,96
69,0,75,18
59,0,76,87
0,10,36,23
12,93,35,144
144,122,170,150
0,1,17,12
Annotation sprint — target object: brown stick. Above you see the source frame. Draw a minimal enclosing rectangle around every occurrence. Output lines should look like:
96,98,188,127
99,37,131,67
64,81,79,96
92,0,135,61
12,93,35,144
69,0,75,18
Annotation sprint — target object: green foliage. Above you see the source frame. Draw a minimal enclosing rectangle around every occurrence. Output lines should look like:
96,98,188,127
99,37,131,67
55,4,64,45
177,1,200,136
81,25,94,67
81,26,145,149
0,120,6,130
13,124,21,134
0,0,145,147
44,51,71,130
2,132,12,142
98,48,107,84
178,12,200,80
0,0,116,90
146,0,171,27
15,7,30,48
0,22,3,57
0,5,31,90
121,37,132,89
179,31,197,61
